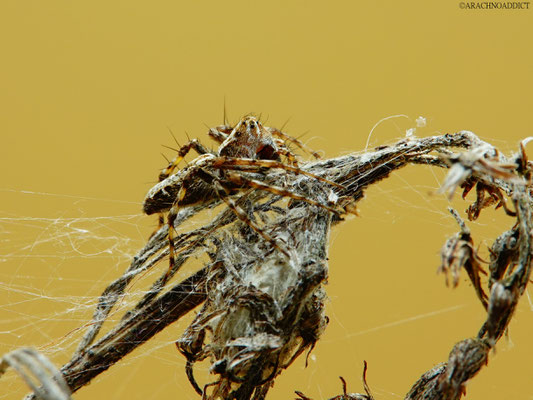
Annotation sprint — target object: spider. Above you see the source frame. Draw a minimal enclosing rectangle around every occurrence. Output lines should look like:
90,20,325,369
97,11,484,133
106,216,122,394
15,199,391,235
143,115,345,277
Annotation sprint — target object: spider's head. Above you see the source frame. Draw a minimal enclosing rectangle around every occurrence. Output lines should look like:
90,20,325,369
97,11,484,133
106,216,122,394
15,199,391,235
237,115,262,137
219,115,265,158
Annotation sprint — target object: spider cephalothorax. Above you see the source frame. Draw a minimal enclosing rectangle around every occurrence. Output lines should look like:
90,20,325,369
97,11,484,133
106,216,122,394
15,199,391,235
218,115,280,160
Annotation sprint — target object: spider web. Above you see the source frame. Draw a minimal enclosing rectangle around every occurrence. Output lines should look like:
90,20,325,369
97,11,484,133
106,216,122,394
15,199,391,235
1,118,531,400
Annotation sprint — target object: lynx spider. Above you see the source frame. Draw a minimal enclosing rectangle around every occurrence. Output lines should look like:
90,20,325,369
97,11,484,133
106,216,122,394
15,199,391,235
143,114,345,278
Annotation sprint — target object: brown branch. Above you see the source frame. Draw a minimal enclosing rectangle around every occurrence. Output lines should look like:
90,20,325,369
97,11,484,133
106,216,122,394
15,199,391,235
12,130,531,400
24,267,208,400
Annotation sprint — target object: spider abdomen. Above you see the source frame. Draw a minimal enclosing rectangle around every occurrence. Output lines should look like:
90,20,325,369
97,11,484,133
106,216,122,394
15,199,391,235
143,175,218,215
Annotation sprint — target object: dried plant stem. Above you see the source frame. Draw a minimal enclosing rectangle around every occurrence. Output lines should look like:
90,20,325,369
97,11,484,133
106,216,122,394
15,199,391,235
14,129,532,400
60,266,209,394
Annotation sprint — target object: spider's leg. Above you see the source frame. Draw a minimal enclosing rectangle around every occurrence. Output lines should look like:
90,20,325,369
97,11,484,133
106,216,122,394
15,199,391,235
275,143,299,166
268,127,322,159
208,125,232,144
225,173,341,215
159,139,211,181
211,157,346,190
164,182,189,282
211,178,290,258
153,139,211,233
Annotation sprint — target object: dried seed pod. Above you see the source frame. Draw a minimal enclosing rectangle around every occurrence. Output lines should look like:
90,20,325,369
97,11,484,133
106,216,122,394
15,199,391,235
437,338,490,399
405,364,446,400
439,147,517,199
488,228,519,288
485,279,519,346
438,209,488,309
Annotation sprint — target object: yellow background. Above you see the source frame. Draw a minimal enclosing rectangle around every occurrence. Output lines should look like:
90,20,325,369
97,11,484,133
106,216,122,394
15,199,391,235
1,1,532,399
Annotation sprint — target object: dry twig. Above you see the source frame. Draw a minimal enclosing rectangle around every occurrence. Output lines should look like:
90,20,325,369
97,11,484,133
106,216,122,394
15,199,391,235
9,128,532,400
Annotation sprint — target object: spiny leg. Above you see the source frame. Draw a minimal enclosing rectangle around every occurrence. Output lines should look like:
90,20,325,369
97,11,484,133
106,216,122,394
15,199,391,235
212,179,290,258
275,144,299,167
210,157,346,190
164,184,189,283
208,125,232,144
159,139,211,181
224,172,340,215
268,127,322,159
154,139,211,232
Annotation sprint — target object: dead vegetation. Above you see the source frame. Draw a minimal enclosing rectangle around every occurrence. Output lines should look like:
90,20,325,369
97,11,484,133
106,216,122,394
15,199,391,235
2,125,532,400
